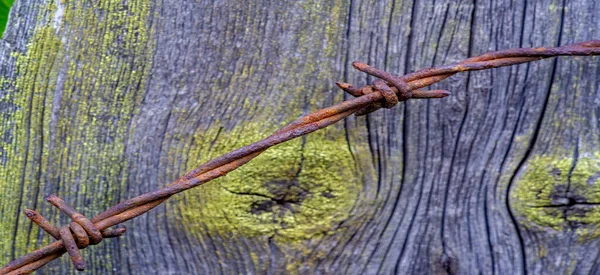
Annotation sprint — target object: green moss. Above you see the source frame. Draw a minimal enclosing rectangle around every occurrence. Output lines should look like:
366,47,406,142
512,154,600,237
179,123,361,244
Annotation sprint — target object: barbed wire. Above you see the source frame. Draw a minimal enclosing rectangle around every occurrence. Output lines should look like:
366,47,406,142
1,40,599,274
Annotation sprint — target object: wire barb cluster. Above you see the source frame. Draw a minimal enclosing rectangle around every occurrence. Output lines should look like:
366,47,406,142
1,40,599,274
336,61,451,115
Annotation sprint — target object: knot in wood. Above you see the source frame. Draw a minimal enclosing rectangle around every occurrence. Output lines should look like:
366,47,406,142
5,39,599,275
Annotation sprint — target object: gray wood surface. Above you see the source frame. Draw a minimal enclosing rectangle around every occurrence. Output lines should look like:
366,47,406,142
0,0,599,274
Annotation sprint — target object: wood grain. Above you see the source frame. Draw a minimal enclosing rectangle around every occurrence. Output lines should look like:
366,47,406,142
0,0,598,274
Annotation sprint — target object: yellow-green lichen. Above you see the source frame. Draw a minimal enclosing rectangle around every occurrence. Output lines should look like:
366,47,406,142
0,24,62,260
178,123,361,244
512,154,600,237
0,0,156,268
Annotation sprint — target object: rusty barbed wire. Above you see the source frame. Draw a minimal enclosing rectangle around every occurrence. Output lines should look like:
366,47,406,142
1,40,599,274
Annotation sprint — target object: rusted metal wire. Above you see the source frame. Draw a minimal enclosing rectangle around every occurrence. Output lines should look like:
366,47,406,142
1,40,599,274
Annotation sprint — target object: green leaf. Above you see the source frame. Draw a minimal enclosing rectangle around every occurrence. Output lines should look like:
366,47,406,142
0,0,14,38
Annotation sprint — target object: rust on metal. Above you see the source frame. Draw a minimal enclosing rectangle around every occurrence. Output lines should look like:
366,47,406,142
23,209,60,240
101,227,127,238
1,40,599,274
69,222,89,248
59,226,86,271
411,90,451,99
46,195,103,244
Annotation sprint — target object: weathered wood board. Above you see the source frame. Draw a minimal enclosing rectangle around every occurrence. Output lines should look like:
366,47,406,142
0,0,599,274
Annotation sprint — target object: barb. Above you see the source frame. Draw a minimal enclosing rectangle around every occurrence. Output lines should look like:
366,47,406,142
1,40,599,274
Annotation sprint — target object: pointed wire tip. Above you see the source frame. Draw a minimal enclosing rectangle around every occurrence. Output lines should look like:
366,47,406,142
23,209,36,217
335,81,352,90
45,194,59,201
113,227,127,235
74,261,86,271
336,81,363,97
437,90,451,97
412,90,451,99
352,61,368,70
102,227,127,238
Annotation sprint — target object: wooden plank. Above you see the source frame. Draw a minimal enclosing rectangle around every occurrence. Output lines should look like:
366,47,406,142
0,0,598,274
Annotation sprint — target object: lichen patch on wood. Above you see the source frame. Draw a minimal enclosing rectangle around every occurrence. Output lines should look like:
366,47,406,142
178,123,362,243
512,154,600,237
0,0,156,269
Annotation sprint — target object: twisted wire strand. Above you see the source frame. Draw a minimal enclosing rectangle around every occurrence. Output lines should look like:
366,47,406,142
1,40,599,274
